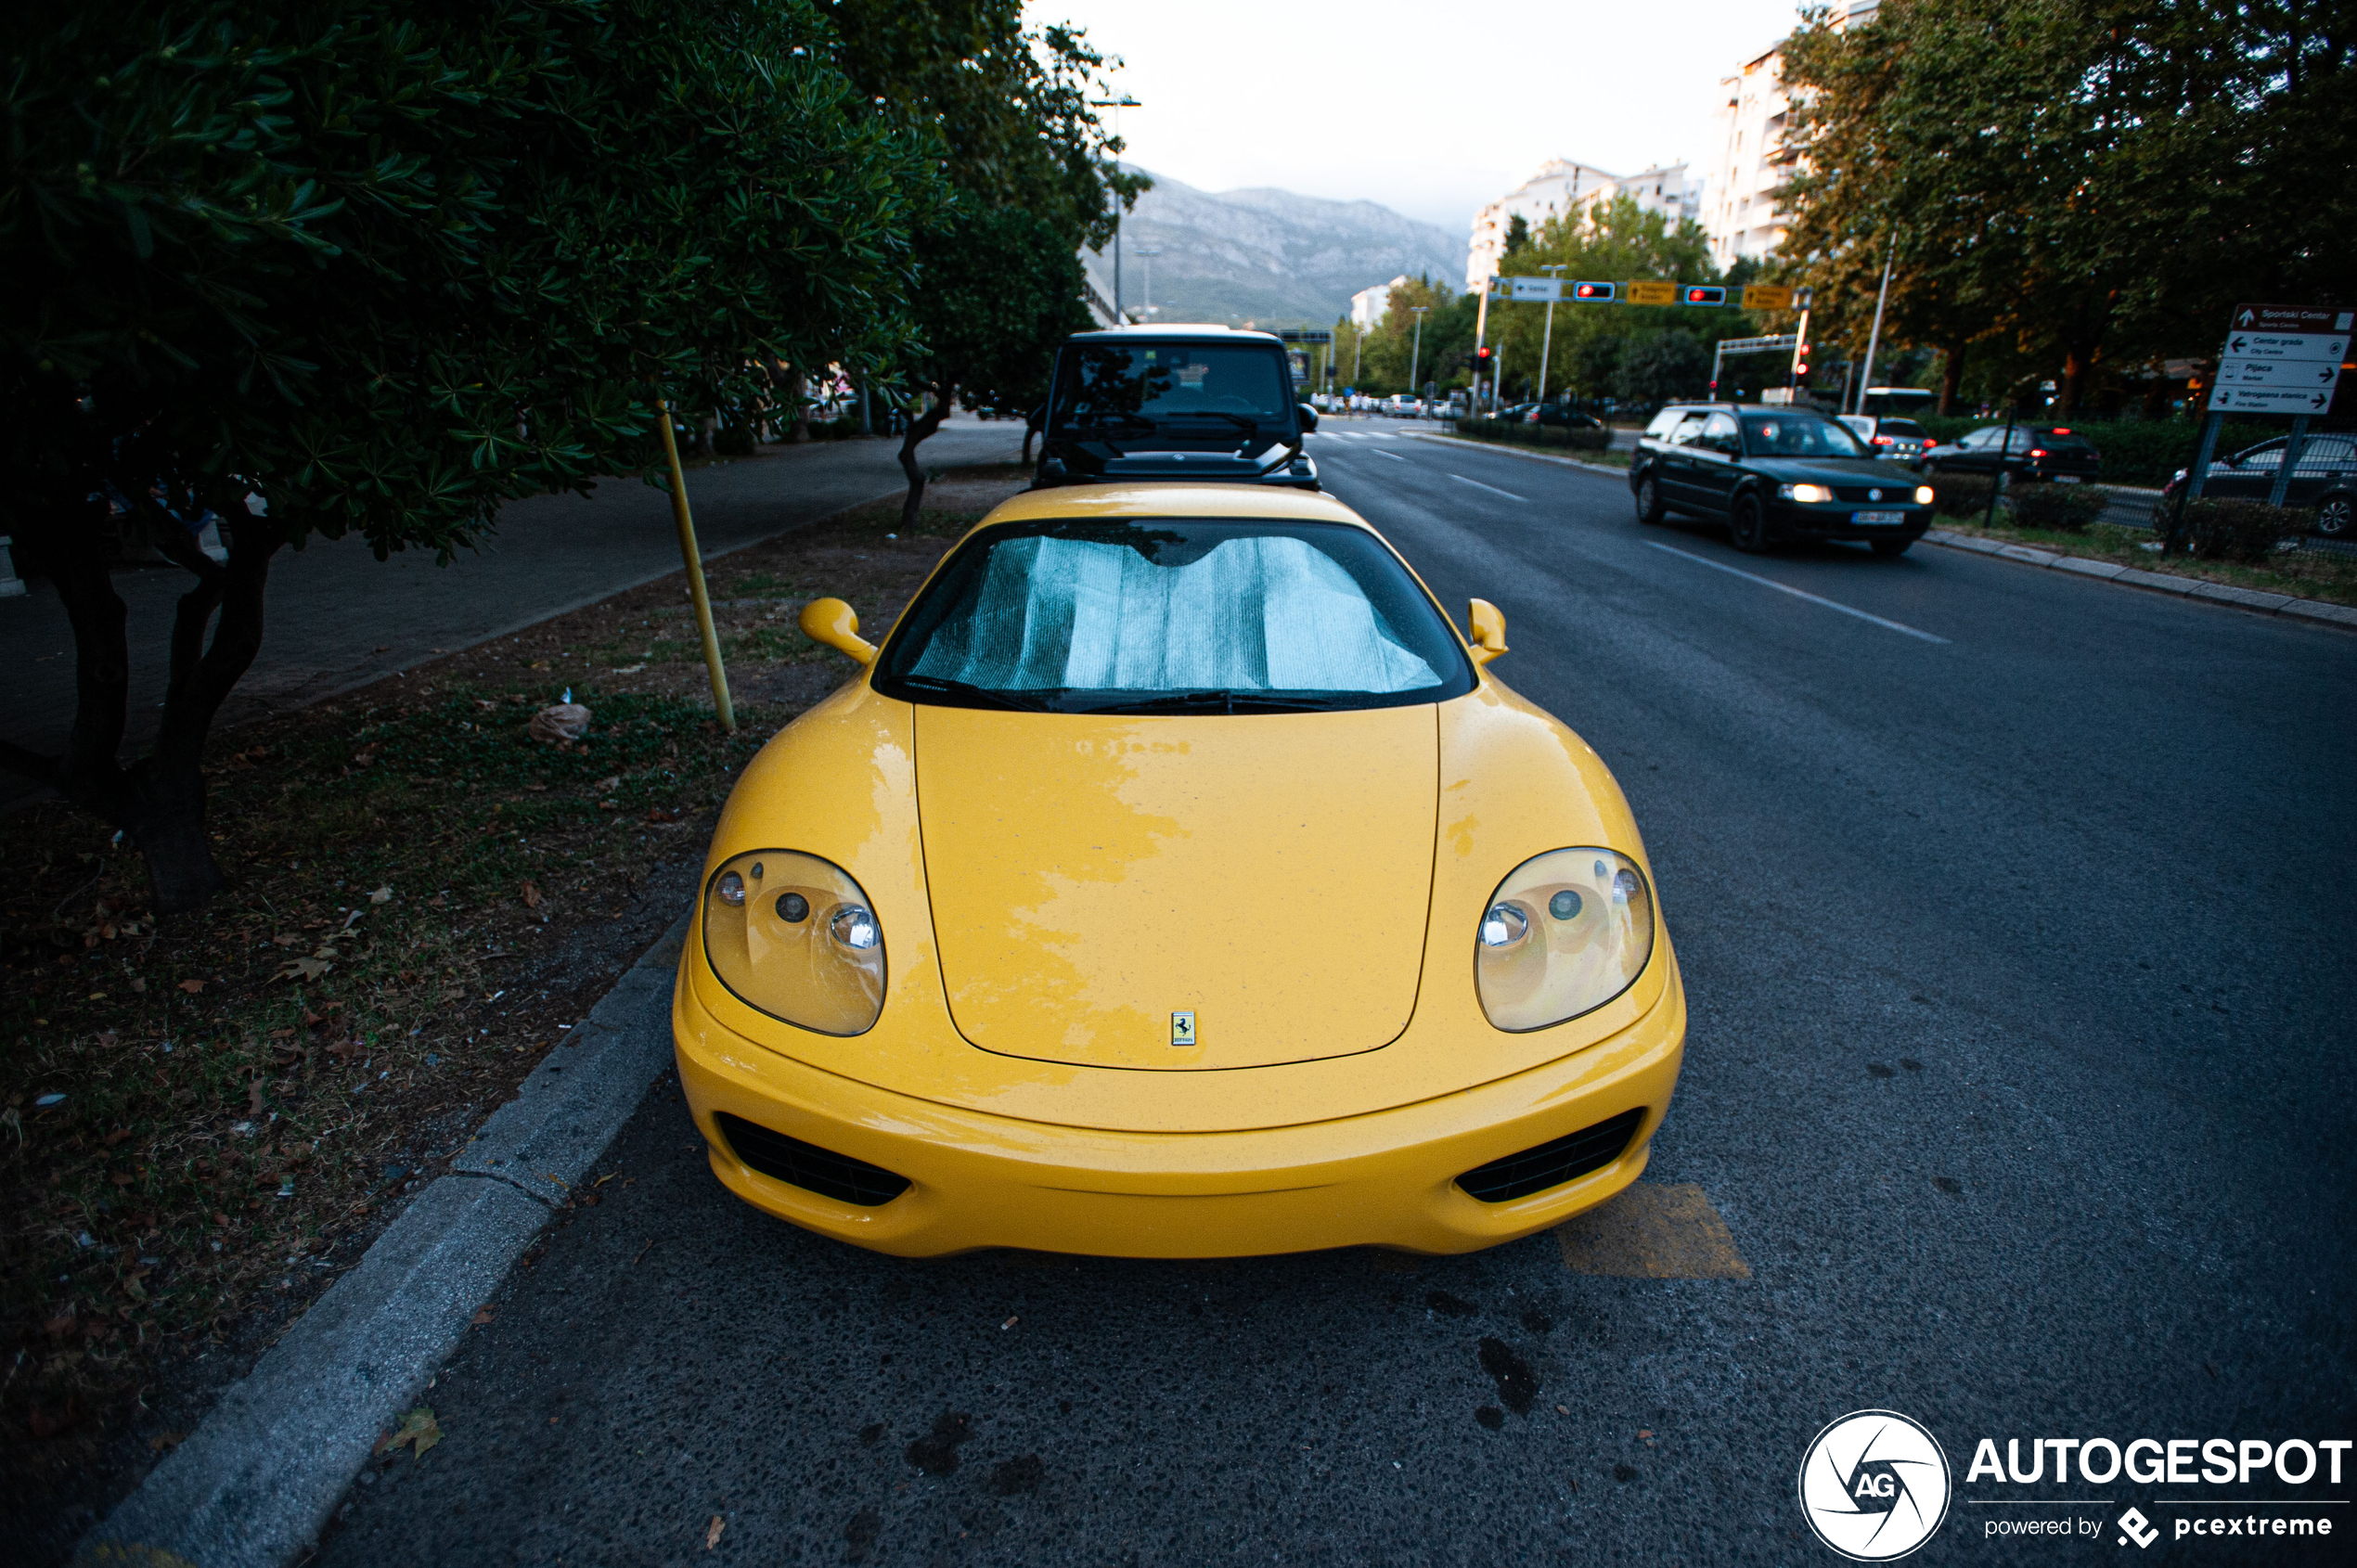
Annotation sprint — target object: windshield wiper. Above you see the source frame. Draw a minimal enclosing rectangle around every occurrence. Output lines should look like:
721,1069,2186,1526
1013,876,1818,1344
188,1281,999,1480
1087,689,1348,715
1063,412,1157,433
884,675,1054,712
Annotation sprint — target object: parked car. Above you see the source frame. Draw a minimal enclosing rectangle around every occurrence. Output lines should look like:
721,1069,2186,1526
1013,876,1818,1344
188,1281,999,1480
1494,402,1540,423
1629,403,1935,557
683,485,1686,1255
1380,395,1424,418
1835,415,1932,461
1529,405,1605,431
1919,425,2102,484
2159,433,2357,536
1034,326,1320,491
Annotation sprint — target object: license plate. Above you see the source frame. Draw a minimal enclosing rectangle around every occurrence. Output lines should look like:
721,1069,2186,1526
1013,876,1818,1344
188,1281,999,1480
2054,474,2080,483
1851,510,1906,525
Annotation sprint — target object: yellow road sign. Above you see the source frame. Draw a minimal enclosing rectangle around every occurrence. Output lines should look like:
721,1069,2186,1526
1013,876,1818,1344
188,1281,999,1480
1625,280,1677,306
1739,284,1795,312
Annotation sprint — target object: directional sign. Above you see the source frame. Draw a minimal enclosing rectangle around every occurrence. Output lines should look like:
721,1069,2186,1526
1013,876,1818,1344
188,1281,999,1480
2209,384,2338,414
1625,280,1677,306
2230,302,2352,335
2215,357,2344,389
1497,276,1562,302
2221,330,2345,366
1738,284,1795,312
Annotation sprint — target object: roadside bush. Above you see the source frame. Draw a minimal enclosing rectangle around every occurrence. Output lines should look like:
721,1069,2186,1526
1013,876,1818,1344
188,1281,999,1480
2176,498,2310,562
714,422,758,456
1456,418,1609,452
2004,482,2107,532
1928,472,1997,518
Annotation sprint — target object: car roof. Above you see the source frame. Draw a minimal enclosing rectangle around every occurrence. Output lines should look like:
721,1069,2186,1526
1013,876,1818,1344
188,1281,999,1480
980,482,1369,529
1066,324,1282,343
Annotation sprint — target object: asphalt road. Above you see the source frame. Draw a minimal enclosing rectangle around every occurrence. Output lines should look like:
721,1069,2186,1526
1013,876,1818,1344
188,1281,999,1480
2,420,1019,809
318,420,2357,1566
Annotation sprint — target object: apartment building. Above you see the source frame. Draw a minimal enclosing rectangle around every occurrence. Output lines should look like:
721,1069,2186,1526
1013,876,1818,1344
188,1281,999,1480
1464,161,1701,291
1701,0,1881,271
1349,276,1410,330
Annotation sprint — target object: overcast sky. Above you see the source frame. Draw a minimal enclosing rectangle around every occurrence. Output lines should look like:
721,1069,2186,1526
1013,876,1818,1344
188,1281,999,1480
1029,0,1810,242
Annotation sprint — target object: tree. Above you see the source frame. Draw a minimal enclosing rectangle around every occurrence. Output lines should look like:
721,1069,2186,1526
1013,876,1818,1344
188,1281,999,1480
829,1,1142,502
891,209,1093,526
1,0,937,910
1781,0,2357,416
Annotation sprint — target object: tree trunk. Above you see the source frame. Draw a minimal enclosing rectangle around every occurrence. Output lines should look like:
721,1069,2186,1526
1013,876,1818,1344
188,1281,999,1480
788,367,810,443
0,502,282,914
1938,341,1968,416
897,383,954,532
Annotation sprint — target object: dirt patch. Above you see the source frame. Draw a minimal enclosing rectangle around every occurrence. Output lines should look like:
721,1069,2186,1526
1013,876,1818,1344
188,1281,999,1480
0,466,1029,1554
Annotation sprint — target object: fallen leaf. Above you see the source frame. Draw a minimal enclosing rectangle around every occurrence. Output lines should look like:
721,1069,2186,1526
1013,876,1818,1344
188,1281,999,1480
246,1079,266,1116
148,1431,188,1452
1638,1429,1652,1439
277,956,332,983
374,1407,442,1459
521,880,543,909
105,1126,134,1147
368,885,393,904
326,1040,365,1064
593,777,621,792
471,1307,496,1326
1000,1316,1019,1330
1556,1405,1570,1415
177,979,205,995
706,1516,726,1549
273,933,303,946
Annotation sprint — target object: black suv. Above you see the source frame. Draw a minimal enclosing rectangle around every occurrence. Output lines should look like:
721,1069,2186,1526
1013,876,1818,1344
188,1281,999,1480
1629,404,1935,557
1033,327,1320,490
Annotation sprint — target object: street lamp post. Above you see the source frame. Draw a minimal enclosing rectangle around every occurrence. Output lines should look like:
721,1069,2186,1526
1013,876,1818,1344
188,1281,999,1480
1408,306,1430,406
1134,246,1160,321
1088,96,1141,320
1537,263,1568,406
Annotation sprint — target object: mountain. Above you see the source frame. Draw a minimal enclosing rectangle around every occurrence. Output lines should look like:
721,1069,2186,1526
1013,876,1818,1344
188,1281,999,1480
1090,167,1467,328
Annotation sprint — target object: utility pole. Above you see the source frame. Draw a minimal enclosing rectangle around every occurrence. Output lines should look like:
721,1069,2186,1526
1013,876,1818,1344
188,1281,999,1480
1408,306,1430,404
1788,288,1814,399
1854,245,1893,415
1088,96,1141,319
1473,282,1492,413
1537,264,1568,406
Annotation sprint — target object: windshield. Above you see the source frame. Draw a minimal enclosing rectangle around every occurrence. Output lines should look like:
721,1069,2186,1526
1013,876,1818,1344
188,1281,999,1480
1877,419,1926,439
1050,342,1294,434
873,519,1474,714
1743,415,1871,459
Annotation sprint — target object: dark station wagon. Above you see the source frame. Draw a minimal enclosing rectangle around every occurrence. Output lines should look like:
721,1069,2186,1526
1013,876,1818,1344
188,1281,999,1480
1629,404,1936,557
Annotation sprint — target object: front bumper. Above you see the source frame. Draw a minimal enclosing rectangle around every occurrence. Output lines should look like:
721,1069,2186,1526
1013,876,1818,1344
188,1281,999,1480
672,958,1686,1258
1771,502,1932,542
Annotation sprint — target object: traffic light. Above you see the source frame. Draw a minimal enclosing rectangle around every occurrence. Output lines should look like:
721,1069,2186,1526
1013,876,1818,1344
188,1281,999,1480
1795,343,1810,376
1571,281,1616,302
1682,286,1727,306
1474,344,1494,365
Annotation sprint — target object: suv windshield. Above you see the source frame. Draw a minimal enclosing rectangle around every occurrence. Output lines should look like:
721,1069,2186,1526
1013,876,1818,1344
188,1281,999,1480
1051,342,1294,433
873,519,1474,714
1743,415,1870,458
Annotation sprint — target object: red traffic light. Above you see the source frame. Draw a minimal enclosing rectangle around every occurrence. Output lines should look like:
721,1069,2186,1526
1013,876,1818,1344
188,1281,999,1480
1572,281,1616,302
1683,286,1727,306
1474,345,1492,361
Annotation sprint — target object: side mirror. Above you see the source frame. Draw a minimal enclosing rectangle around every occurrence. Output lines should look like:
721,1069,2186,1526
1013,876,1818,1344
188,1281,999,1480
1026,403,1046,432
800,597,877,665
1297,402,1320,433
1467,598,1507,666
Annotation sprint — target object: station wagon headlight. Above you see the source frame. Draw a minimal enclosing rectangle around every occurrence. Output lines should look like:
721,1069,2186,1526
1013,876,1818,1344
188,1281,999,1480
702,851,885,1035
1778,483,1834,503
1914,485,1935,504
1475,849,1655,1032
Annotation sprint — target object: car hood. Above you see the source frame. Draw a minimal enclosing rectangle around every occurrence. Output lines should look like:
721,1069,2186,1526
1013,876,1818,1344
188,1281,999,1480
1746,456,1915,486
914,704,1437,1071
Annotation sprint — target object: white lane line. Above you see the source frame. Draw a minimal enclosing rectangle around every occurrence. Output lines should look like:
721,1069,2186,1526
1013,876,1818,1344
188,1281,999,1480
1368,448,1407,461
1450,474,1526,502
1643,541,1950,644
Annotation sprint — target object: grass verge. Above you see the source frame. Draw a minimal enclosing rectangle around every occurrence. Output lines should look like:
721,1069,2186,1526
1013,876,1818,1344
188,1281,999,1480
0,469,1026,1545
1928,512,2357,608
1427,430,1632,469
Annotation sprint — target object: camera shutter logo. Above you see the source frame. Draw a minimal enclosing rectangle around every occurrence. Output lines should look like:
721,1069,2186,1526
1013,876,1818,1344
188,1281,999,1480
1797,1409,1952,1561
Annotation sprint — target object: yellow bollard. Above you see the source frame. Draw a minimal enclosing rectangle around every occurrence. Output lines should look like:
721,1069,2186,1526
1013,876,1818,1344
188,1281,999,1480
654,399,734,733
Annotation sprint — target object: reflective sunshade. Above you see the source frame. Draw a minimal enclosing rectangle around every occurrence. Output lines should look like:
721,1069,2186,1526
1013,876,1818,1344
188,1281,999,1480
875,521,1475,714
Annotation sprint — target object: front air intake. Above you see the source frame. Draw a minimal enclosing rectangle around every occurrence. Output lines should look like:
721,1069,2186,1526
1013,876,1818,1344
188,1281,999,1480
1455,1108,1646,1203
715,1112,911,1207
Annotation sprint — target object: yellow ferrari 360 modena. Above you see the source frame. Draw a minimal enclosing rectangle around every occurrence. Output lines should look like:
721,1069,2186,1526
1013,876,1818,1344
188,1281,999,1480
671,482,1685,1256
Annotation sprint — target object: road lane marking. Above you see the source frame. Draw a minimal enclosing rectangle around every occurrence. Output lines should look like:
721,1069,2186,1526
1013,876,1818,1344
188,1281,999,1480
1368,448,1407,461
1450,474,1526,501
1643,541,1950,643
1557,1183,1752,1279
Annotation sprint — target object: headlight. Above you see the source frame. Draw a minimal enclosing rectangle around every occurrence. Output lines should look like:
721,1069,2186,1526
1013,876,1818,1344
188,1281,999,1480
1778,483,1834,503
701,851,884,1035
1475,848,1655,1032
1914,485,1935,504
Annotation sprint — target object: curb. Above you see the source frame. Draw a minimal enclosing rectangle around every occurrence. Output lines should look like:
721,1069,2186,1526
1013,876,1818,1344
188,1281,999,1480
1398,430,1632,478
1919,529,2357,628
77,913,692,1568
